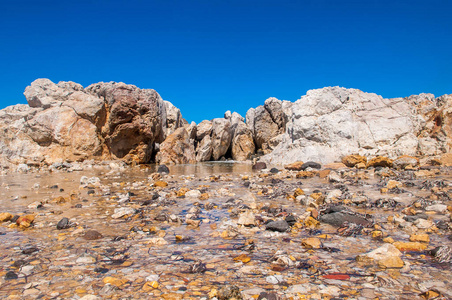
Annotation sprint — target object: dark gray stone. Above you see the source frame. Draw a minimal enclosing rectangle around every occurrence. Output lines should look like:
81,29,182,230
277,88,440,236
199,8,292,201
266,220,289,232
157,164,170,174
269,167,279,174
5,271,18,280
301,161,321,170
252,162,267,171
319,212,371,227
57,217,70,230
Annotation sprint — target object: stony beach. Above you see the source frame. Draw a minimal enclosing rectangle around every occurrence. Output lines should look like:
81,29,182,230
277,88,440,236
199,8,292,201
1,158,451,300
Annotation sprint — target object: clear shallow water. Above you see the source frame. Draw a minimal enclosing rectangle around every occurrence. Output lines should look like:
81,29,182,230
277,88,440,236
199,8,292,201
0,163,451,299
0,162,254,213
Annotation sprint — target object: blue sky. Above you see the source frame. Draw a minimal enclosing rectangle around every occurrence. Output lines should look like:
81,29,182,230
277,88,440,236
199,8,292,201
1,0,451,123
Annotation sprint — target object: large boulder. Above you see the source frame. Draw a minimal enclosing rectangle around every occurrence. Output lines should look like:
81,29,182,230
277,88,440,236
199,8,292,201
252,105,280,151
0,79,177,165
231,121,255,161
156,127,195,164
211,118,233,160
196,120,213,141
262,87,435,165
196,135,212,162
247,97,290,153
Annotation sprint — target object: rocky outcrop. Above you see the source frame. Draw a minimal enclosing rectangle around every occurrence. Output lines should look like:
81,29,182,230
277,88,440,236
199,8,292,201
261,87,452,165
0,79,183,165
2,80,452,167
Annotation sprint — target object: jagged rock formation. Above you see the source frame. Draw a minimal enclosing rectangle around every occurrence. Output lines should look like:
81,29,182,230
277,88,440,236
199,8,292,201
1,79,451,167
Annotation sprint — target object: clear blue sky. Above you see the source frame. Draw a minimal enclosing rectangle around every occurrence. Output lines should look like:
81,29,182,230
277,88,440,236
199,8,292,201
1,0,451,123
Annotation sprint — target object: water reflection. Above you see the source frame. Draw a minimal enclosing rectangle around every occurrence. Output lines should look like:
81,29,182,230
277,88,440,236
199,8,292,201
146,161,253,176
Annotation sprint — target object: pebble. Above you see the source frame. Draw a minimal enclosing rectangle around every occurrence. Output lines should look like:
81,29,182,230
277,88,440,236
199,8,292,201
83,230,103,240
0,212,13,222
265,220,289,232
56,217,70,229
266,275,284,284
158,164,170,174
111,207,136,219
425,204,448,213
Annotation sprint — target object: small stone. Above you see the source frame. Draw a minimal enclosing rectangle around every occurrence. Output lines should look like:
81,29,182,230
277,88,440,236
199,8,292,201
233,254,251,263
342,154,367,167
57,217,70,230
218,285,242,300
284,161,304,171
16,215,35,227
185,189,201,198
356,162,366,169
425,204,448,213
176,187,189,197
142,281,159,292
266,220,289,232
296,171,316,178
157,164,170,174
153,181,168,187
387,180,402,189
76,255,96,264
302,237,321,249
393,155,419,169
357,244,403,268
265,275,284,284
430,245,452,263
5,271,18,280
304,216,320,227
269,167,279,173
252,162,267,171
409,234,430,243
318,169,331,178
383,237,394,243
294,188,304,197
327,171,342,182
0,212,13,222
237,211,256,226
199,193,210,200
393,241,427,252
186,219,200,227
102,276,128,287
301,161,321,170
367,156,393,168
414,218,433,229
148,237,168,246
83,230,103,240
111,207,136,219
378,256,405,268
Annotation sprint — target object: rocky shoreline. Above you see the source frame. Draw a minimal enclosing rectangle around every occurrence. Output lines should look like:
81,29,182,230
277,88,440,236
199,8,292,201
0,159,451,299
1,79,452,170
